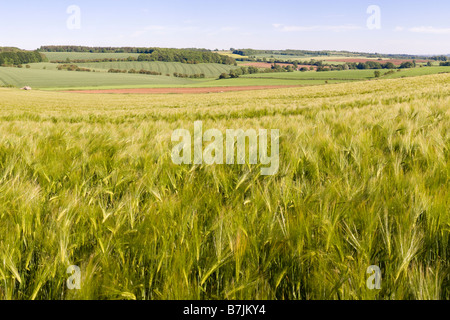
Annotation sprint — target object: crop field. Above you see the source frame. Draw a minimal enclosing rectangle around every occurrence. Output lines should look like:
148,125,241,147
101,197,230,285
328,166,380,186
382,66,450,78
0,67,349,90
42,52,141,61
250,54,379,61
2,62,449,91
217,51,249,59
0,73,448,300
242,69,377,80
76,61,239,77
0,67,194,89
242,67,450,81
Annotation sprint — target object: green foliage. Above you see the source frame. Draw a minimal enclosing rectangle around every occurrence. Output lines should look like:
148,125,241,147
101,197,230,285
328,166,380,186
0,50,46,66
400,61,415,69
43,52,141,62
0,74,448,300
76,61,238,78
137,48,235,65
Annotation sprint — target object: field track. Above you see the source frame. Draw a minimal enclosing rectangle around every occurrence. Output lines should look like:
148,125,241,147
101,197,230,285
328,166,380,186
64,85,303,94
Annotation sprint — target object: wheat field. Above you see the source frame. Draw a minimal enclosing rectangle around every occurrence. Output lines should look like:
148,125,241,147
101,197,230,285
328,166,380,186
0,74,448,300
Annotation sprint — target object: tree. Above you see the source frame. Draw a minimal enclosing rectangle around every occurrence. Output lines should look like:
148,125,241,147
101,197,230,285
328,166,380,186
382,62,396,69
219,73,229,79
374,70,381,78
399,61,414,69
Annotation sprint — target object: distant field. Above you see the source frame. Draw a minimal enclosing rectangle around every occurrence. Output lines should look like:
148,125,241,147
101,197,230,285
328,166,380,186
328,58,429,65
241,67,450,81
240,62,318,70
42,52,141,61
217,51,249,59
249,54,378,61
242,69,376,80
0,67,193,88
49,78,348,91
77,61,238,77
381,66,450,78
2,63,449,90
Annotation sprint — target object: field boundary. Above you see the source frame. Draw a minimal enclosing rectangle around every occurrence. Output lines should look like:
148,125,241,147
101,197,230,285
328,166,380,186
63,85,304,94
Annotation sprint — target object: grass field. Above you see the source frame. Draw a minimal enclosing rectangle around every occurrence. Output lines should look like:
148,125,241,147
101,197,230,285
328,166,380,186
0,66,351,90
242,69,377,80
76,61,239,78
0,73,448,300
0,67,194,88
2,64,449,90
249,54,377,61
382,66,450,78
242,67,450,81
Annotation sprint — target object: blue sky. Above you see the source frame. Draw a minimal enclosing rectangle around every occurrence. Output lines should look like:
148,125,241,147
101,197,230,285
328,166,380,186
1,0,450,54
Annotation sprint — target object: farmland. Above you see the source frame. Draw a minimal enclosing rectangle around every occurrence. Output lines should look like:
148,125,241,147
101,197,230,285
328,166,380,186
0,73,448,300
0,49,448,91
76,61,239,78
0,67,193,89
2,58,449,91
241,67,450,81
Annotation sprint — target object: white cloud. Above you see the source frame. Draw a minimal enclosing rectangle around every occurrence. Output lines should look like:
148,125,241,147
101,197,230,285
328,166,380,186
394,26,405,32
409,26,450,34
273,24,361,32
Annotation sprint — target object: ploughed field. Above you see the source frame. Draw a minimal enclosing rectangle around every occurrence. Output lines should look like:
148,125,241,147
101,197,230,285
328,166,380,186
0,73,448,299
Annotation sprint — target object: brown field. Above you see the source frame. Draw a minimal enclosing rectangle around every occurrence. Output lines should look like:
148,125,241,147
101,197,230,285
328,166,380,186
328,58,429,65
64,85,303,94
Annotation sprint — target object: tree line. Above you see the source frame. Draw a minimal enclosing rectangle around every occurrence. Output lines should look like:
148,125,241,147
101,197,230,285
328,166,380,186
39,46,236,65
137,48,236,65
0,50,47,66
39,46,215,54
219,65,294,79
51,57,138,63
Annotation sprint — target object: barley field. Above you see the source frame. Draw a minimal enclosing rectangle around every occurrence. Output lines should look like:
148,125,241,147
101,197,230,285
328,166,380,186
0,74,448,300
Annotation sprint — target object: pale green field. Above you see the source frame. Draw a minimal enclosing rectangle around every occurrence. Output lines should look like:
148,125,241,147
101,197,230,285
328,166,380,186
76,61,239,77
242,67,450,81
1,63,449,91
382,66,450,78
242,69,376,80
0,66,353,90
0,74,448,300
0,67,193,88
